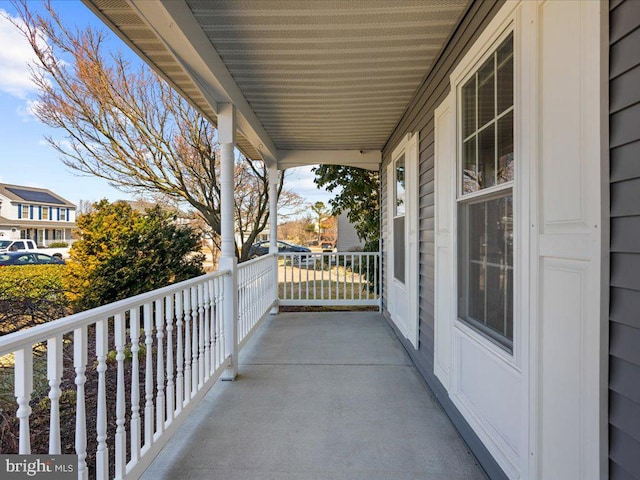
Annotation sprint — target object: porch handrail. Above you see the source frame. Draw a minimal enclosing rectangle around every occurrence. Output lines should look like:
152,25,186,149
0,270,230,356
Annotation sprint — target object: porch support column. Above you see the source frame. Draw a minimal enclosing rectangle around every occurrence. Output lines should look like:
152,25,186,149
218,103,238,380
268,166,280,314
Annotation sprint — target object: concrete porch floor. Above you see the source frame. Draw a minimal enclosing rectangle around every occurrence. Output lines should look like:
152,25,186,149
141,312,487,480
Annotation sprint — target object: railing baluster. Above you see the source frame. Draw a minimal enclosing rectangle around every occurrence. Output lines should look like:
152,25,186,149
114,313,126,480
74,327,88,480
155,298,165,436
47,335,63,454
130,308,141,462
14,347,33,455
298,255,302,301
204,281,211,379
351,254,355,301
144,303,154,448
175,292,184,414
95,320,109,480
320,253,324,300
197,284,205,389
374,254,379,301
165,295,175,423
217,277,225,368
183,289,191,405
343,254,347,300
211,279,218,370
358,254,363,300
190,287,198,398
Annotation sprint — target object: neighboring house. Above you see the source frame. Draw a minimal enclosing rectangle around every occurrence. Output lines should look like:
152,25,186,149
336,212,363,251
0,183,76,246
67,1,639,478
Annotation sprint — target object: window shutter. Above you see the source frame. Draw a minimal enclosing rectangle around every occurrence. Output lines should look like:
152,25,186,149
18,204,22,219
30,205,34,219
39,206,42,220
434,92,455,390
57,208,60,221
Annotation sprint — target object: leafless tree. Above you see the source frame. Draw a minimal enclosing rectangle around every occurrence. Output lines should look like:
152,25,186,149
8,1,302,261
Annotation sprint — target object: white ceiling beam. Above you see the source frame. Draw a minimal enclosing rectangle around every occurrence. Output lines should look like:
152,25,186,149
278,150,381,171
127,0,278,166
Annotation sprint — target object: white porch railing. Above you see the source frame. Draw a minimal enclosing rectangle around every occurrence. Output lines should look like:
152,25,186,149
0,270,246,480
278,252,380,307
0,250,378,479
237,254,277,347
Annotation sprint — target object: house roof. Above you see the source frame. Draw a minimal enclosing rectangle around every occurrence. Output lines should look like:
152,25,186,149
83,0,470,170
0,183,75,208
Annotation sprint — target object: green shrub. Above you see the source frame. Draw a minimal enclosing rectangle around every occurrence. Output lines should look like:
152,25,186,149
47,241,69,248
0,265,69,335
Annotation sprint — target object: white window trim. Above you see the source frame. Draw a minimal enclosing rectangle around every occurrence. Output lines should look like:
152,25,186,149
452,22,523,369
387,132,419,348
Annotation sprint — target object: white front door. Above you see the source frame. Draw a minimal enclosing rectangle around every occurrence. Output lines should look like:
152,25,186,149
387,133,419,348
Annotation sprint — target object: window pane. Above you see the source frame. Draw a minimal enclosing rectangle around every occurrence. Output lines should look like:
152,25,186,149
486,196,509,265
478,124,496,188
458,193,513,348
468,261,485,323
395,154,405,216
497,111,514,184
462,76,476,138
505,195,513,265
506,267,513,339
468,201,485,262
497,33,514,115
462,138,478,194
393,216,405,284
478,56,495,128
485,265,505,335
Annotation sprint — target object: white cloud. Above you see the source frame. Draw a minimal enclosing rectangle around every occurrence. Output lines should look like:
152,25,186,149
283,164,339,207
0,9,40,98
16,98,41,121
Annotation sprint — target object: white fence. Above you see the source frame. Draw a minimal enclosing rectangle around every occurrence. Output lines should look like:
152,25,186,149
279,252,380,307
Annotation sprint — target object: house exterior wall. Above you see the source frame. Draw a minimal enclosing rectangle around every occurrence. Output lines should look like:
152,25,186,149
380,1,507,478
382,1,610,478
0,189,77,245
337,213,363,251
609,0,640,477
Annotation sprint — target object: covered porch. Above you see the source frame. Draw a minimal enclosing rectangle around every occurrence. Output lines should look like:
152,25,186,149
141,311,485,480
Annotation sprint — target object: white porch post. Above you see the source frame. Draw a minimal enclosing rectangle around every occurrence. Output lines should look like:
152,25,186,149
268,166,280,314
218,103,238,380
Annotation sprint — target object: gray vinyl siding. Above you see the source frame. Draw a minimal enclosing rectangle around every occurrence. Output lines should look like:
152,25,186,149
609,1,640,478
379,1,506,478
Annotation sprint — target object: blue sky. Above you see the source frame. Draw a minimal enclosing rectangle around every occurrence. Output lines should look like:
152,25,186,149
0,0,332,211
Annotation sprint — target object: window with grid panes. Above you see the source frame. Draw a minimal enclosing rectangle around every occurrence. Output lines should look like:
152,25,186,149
457,32,514,351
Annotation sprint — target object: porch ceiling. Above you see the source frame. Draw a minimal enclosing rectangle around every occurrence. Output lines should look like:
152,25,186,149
84,0,469,169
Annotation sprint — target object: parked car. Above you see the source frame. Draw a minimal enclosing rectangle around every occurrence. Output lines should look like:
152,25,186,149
0,239,38,253
321,242,335,251
0,252,66,266
248,240,311,258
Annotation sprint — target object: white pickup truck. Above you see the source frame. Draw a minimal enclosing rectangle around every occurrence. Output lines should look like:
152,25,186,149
0,239,70,259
